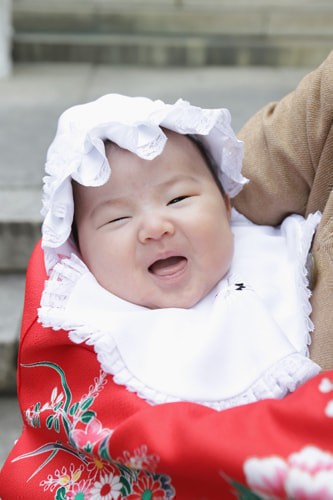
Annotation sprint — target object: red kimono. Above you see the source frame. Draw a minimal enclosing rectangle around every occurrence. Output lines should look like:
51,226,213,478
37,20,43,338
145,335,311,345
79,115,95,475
1,241,333,500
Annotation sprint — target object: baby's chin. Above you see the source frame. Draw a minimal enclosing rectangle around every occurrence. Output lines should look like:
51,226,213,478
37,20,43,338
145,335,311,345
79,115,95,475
146,298,200,310
140,285,219,310
101,272,228,310
98,282,203,310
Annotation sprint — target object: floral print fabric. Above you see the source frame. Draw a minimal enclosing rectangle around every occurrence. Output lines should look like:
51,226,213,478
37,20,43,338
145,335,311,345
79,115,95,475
1,242,333,499
11,361,175,499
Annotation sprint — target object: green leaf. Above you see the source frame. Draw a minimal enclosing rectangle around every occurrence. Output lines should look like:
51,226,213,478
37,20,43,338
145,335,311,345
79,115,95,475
21,362,72,413
119,475,131,495
229,479,264,499
54,402,63,411
55,486,67,500
80,410,96,424
54,417,60,433
80,397,94,411
116,461,137,481
46,415,54,429
62,415,71,438
83,443,93,454
100,446,111,461
34,402,41,412
69,402,80,416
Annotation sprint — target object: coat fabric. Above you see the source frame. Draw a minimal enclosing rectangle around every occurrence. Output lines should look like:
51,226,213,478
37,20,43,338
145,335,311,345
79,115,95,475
234,50,333,371
1,53,333,499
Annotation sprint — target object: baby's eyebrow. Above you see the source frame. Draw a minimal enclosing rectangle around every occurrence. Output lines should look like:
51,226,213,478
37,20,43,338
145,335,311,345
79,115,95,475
90,174,200,217
157,174,201,189
91,197,126,217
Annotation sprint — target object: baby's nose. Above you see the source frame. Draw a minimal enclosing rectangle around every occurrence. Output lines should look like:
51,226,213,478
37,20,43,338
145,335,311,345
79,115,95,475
138,213,175,243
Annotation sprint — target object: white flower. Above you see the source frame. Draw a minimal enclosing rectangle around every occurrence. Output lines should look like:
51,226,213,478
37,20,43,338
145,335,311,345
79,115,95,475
325,400,333,418
288,445,333,472
319,378,333,393
50,386,64,406
244,456,288,499
89,473,122,500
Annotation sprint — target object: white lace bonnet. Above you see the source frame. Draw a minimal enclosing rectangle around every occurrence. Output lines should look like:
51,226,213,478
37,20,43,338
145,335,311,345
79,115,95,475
41,94,247,273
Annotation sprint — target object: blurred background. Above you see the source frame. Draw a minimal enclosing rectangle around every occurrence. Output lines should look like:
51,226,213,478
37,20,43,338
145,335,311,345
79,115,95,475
0,0,332,468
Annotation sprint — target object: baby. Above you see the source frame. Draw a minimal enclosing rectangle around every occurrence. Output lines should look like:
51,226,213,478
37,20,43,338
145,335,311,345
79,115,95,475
72,130,234,310
39,94,320,410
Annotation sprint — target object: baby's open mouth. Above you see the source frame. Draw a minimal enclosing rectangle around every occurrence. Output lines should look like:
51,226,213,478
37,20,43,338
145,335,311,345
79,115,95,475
148,256,187,277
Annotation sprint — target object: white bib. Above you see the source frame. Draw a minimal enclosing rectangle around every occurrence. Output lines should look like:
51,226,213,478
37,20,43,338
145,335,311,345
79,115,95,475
38,210,321,410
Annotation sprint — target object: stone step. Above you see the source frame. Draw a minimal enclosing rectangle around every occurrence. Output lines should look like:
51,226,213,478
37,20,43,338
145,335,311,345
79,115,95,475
0,396,22,469
0,189,40,395
12,0,333,66
12,32,333,67
0,189,42,272
12,0,333,37
0,273,26,394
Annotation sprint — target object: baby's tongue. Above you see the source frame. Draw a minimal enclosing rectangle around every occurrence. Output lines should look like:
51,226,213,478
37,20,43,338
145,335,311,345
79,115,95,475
150,256,186,276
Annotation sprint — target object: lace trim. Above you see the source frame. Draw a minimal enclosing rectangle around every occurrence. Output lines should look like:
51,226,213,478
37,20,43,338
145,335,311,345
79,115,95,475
38,254,320,410
83,334,319,410
39,254,88,331
286,212,321,350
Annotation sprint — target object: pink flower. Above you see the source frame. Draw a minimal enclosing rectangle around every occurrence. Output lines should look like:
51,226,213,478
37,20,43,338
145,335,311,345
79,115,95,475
286,469,333,500
71,418,112,450
244,456,288,499
289,446,333,473
244,446,333,500
287,447,333,499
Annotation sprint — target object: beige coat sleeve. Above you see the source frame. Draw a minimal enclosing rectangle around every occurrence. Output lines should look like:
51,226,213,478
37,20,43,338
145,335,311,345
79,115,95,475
233,51,333,370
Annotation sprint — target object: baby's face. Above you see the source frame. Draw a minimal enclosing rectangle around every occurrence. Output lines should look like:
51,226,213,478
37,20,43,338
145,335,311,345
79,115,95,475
73,130,234,309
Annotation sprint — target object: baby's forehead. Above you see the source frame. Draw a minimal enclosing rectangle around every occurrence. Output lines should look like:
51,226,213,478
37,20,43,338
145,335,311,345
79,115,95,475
73,133,211,208
86,130,224,204
104,130,207,173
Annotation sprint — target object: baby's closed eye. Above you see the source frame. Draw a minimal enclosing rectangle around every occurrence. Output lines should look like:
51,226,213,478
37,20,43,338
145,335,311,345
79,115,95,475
106,215,131,226
168,195,191,205
97,215,130,228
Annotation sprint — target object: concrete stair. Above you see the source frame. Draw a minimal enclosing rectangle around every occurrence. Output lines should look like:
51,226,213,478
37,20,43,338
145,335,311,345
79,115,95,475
0,186,42,390
12,0,333,67
0,188,42,393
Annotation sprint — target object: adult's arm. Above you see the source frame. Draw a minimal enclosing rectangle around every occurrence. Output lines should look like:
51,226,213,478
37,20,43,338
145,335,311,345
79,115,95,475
234,51,333,370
